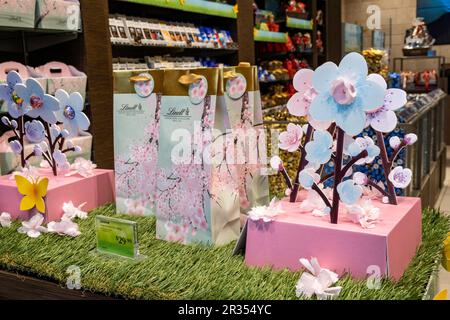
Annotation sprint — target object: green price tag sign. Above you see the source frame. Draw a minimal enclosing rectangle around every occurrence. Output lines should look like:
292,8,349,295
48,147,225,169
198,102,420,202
95,215,139,259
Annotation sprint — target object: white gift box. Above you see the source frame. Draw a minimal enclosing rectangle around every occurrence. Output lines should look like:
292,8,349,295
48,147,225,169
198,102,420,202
35,62,87,99
0,0,36,28
35,0,81,30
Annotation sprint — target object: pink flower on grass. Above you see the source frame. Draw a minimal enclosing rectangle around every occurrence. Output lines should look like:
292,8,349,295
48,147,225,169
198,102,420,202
278,123,303,152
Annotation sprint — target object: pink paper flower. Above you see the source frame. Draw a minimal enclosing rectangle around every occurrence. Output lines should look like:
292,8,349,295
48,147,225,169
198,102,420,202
345,199,380,229
404,133,417,145
366,88,407,133
388,166,412,189
287,69,331,130
296,257,342,300
330,78,357,105
278,123,303,152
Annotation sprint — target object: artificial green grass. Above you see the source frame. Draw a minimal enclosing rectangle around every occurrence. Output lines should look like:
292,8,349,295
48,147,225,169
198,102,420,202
0,206,448,300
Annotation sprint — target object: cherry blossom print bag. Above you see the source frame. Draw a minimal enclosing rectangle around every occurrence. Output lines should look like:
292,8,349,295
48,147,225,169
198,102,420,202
156,68,240,245
113,69,164,217
222,64,269,217
0,0,36,28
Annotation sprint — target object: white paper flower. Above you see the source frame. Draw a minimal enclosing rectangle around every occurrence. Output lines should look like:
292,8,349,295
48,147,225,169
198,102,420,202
52,150,70,170
14,78,59,124
353,172,368,185
404,133,417,145
61,201,87,221
55,89,90,137
299,184,331,213
47,220,80,237
345,199,380,229
269,156,283,171
248,197,285,222
24,120,45,143
389,136,401,149
10,166,40,180
9,140,22,154
388,166,412,189
66,157,97,178
296,257,342,300
18,213,47,238
0,212,11,228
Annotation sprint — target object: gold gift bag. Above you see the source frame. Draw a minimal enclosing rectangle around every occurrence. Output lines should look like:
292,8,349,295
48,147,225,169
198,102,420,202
113,69,164,216
156,68,240,245
222,63,270,215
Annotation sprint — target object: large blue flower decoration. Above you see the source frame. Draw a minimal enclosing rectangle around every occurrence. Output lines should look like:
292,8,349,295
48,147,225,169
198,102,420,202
55,89,90,137
309,52,386,136
0,71,31,119
305,130,333,165
14,78,59,124
337,179,362,205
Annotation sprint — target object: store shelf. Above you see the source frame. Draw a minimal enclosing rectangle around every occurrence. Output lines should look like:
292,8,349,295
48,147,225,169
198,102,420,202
286,17,313,30
111,43,238,58
117,0,237,19
0,26,81,53
259,78,293,84
254,29,288,43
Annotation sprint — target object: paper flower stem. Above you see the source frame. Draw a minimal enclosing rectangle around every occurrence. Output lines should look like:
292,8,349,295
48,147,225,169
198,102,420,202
18,116,25,167
376,131,397,205
330,127,345,224
290,124,313,202
62,147,75,154
339,150,368,180
389,141,407,164
320,172,333,184
44,122,57,176
280,166,293,190
366,179,390,198
59,137,65,150
312,183,331,208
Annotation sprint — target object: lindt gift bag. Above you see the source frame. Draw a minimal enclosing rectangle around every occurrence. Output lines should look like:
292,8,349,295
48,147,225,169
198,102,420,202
222,64,269,214
156,68,240,245
113,69,164,216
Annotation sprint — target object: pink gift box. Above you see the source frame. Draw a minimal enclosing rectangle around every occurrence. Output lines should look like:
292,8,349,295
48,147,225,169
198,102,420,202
0,169,115,222
245,196,422,280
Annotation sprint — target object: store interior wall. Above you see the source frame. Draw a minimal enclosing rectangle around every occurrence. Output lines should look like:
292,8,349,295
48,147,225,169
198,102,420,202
342,0,450,70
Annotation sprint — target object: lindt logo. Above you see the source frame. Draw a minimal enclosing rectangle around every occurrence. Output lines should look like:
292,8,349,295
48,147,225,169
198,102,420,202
119,103,144,114
165,107,190,117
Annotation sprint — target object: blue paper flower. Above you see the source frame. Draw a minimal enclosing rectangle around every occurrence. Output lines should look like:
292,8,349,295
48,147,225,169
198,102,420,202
0,71,31,119
305,130,333,165
25,120,45,143
337,179,363,205
309,52,386,136
55,89,90,137
9,140,22,154
298,168,320,189
14,78,59,124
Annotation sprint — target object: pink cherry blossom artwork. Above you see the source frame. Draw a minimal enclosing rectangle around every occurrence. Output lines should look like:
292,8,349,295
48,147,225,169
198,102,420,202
226,73,247,100
133,73,154,98
189,76,208,105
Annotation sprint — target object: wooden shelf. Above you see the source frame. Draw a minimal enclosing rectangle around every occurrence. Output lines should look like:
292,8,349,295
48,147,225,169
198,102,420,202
116,0,237,19
0,26,80,54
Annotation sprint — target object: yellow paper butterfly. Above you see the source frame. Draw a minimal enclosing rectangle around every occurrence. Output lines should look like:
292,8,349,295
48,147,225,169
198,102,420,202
15,175,49,213
433,289,448,300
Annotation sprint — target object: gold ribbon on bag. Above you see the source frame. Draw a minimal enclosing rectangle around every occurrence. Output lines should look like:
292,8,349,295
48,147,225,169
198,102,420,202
178,73,203,85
